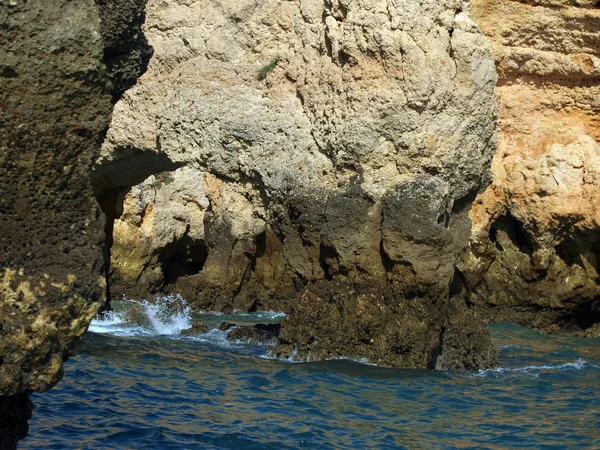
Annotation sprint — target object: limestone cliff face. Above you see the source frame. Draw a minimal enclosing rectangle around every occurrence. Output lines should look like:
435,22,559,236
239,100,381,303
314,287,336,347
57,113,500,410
97,0,499,369
461,0,600,333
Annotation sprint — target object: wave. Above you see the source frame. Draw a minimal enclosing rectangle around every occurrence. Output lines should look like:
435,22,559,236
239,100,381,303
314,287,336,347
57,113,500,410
89,295,192,337
475,358,593,377
89,297,285,353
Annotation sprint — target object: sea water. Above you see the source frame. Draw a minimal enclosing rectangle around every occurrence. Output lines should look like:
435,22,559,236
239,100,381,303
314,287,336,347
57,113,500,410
22,297,600,449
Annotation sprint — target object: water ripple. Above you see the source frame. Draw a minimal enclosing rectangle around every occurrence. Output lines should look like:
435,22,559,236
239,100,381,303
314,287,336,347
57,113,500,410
22,320,600,449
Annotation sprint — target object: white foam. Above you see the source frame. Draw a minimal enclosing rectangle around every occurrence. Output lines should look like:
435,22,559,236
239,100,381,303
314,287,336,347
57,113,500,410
230,310,287,320
89,295,192,337
178,328,237,348
143,300,192,335
328,356,377,366
476,358,588,377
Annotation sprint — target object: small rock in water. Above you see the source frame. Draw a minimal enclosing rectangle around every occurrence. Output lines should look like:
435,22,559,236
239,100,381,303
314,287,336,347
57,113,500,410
227,323,280,345
154,296,189,323
181,319,208,336
218,322,236,332
123,303,151,327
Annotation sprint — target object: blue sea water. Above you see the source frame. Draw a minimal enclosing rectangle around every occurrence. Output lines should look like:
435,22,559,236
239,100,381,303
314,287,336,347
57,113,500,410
22,299,600,449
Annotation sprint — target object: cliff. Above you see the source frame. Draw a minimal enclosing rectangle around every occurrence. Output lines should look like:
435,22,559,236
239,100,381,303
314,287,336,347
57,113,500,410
3,0,599,445
95,0,500,370
0,0,150,447
461,0,600,335
0,2,111,446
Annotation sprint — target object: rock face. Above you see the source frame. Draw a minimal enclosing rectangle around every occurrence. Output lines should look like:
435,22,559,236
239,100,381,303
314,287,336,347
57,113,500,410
0,0,111,396
0,0,111,445
97,0,499,369
109,167,210,299
461,0,600,334
1,0,151,445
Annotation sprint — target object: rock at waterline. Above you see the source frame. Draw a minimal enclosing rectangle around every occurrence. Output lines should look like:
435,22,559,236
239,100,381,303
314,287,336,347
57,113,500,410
122,303,151,327
222,323,281,346
181,320,209,336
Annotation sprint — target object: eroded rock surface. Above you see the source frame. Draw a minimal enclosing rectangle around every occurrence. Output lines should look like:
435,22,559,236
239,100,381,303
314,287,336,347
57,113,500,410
462,0,600,334
1,0,152,444
0,0,116,444
98,0,499,369
110,167,209,298
0,0,111,395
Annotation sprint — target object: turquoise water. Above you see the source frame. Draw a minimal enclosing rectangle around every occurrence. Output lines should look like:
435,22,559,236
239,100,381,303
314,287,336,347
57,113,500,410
22,300,600,449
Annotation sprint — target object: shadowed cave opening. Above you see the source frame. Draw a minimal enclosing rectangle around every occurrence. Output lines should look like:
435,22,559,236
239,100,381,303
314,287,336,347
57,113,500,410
158,231,208,285
488,213,534,256
558,299,600,332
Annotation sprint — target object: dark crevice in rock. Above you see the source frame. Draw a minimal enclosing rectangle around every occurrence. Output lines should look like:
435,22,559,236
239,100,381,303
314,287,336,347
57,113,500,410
452,189,479,216
489,213,534,256
0,393,33,450
427,326,446,370
95,190,122,312
380,239,395,274
558,298,600,331
318,242,337,281
555,241,582,267
338,50,350,68
449,268,466,298
158,229,208,286
94,0,154,102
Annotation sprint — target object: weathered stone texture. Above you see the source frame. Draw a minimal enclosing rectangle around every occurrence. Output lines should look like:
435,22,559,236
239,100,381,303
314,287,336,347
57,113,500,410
0,0,111,396
97,0,499,368
463,0,600,333
94,0,153,100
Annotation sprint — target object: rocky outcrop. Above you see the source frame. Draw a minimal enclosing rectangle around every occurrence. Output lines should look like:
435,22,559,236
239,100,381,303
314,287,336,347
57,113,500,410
109,167,209,299
274,280,497,370
181,319,208,336
461,0,600,334
97,0,499,369
1,0,152,445
0,0,113,445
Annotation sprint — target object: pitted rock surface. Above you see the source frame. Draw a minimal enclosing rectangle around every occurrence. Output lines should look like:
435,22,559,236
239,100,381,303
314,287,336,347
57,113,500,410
0,0,111,397
97,0,499,369
461,0,600,334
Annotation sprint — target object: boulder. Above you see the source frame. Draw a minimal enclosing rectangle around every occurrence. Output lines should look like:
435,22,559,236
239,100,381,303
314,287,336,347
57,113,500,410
227,323,280,346
96,0,499,369
181,319,209,336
